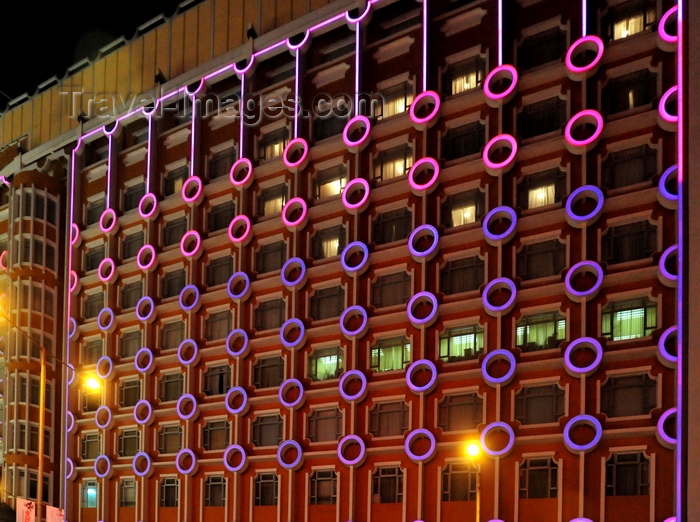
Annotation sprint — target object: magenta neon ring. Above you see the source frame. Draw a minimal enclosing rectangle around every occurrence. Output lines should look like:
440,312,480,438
138,192,158,220
565,35,604,75
277,440,303,470
134,400,153,425
563,414,602,453
481,349,516,386
0,251,6,271
281,257,306,288
341,241,370,274
95,405,112,429
180,230,202,258
408,224,439,260
406,291,439,327
659,85,678,124
409,90,441,126
132,452,152,477
339,370,368,402
404,428,436,462
96,356,114,379
134,347,154,373
658,326,678,364
179,285,200,312
565,260,604,301
136,244,157,272
230,158,253,188
181,176,203,204
282,197,308,229
225,386,249,415
224,444,247,473
97,307,115,332
176,393,198,420
659,244,679,284
408,157,440,192
287,30,310,51
483,64,518,101
97,258,115,282
657,408,677,446
564,338,603,377
70,223,81,245
483,206,517,244
233,55,255,74
482,278,517,315
342,178,370,212
658,6,678,44
227,272,250,301
69,271,80,293
177,339,199,366
283,138,309,170
406,359,438,394
135,296,156,322
99,208,118,234
343,115,371,149
337,434,366,467
658,165,678,203
566,185,604,223
279,378,304,409
565,110,604,148
185,78,205,96
345,1,372,24
340,305,368,339
226,329,249,358
66,412,75,433
94,455,112,478
280,318,306,350
480,421,515,457
228,215,252,244
176,448,197,475
483,134,518,173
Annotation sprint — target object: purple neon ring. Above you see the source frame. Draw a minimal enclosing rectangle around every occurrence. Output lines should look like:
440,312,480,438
132,452,152,477
483,206,517,243
341,178,370,212
481,349,516,386
340,305,368,338
658,326,678,364
226,329,249,358
482,278,517,315
566,185,604,223
94,455,112,478
68,318,78,340
339,370,368,402
176,448,197,474
134,399,153,425
176,393,198,420
408,157,440,192
225,386,249,415
277,440,303,469
480,421,515,457
227,272,250,301
341,241,370,274
279,378,304,409
565,260,604,300
409,90,441,125
224,444,247,473
406,291,439,327
97,307,115,332
658,165,679,202
657,407,677,446
408,224,439,259
563,414,603,453
66,411,75,433
337,434,366,467
281,257,306,287
564,338,603,377
65,458,75,479
96,356,114,379
135,296,156,322
177,339,199,366
343,115,371,149
659,244,679,283
404,428,437,462
181,176,203,204
483,64,518,101
179,285,200,312
134,347,154,373
95,405,112,429
280,318,306,350
565,35,604,75
406,359,438,394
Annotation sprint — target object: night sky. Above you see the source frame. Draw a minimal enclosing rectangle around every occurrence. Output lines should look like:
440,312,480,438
0,0,184,105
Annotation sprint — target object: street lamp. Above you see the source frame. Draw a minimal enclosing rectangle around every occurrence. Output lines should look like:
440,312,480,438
464,440,482,522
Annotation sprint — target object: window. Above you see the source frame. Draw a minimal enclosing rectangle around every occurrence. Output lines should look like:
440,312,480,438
83,339,103,365
376,82,413,119
439,325,484,362
123,182,145,212
259,128,289,161
516,240,566,280
203,420,230,450
311,225,346,260
443,56,485,96
161,321,185,349
310,286,345,320
255,473,278,506
438,393,483,431
518,27,567,70
307,408,343,442
208,201,235,232
518,97,567,139
441,122,486,161
84,293,104,319
86,199,106,226
603,70,656,115
604,0,656,41
371,337,411,372
206,256,233,287
121,281,142,309
520,458,558,499
602,221,656,265
161,269,186,298
602,145,657,189
82,389,101,412
373,145,413,181
81,433,101,459
118,429,140,457
253,356,285,389
600,373,656,418
372,467,403,503
310,470,337,505
373,208,412,245
516,312,566,351
309,347,344,381
208,148,236,179
314,105,349,141
372,272,411,308
515,384,565,425
314,165,347,199
205,311,231,341
205,476,226,506
160,477,179,507
254,299,286,331
517,169,567,209
606,452,650,496
160,373,184,402
440,257,484,294
252,414,283,447
159,425,183,454
256,241,286,273
601,298,656,340
163,217,188,246
442,463,477,501
82,480,98,508
442,189,485,227
120,330,141,358
204,365,230,396
369,401,409,437
120,479,136,507
119,379,141,407
122,231,144,259
164,166,188,197
256,182,290,219
85,245,105,271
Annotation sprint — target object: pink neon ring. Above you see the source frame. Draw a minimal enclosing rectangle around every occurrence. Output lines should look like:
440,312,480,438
180,230,202,258
342,178,370,211
565,110,604,147
482,134,518,173
483,65,518,101
230,158,253,188
659,86,679,124
138,192,158,220
409,90,441,126
658,6,678,44
99,208,118,234
181,176,203,204
136,244,157,271
343,115,371,149
97,258,116,283
283,138,309,170
0,251,8,271
281,197,308,228
565,35,605,75
228,215,252,244
408,157,440,192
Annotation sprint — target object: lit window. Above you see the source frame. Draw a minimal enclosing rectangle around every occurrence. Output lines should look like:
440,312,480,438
258,128,289,161
314,165,347,199
120,479,136,507
438,393,482,432
515,384,565,425
310,470,338,504
252,414,283,447
444,56,485,96
255,473,278,506
439,325,484,362
520,458,558,499
307,408,343,442
606,452,649,496
258,184,287,217
164,167,188,197
376,82,413,119
516,312,566,351
374,145,413,181
517,168,567,209
605,1,656,41
311,225,346,260
205,476,226,506
308,347,344,381
370,337,411,372
442,463,477,501
443,189,484,227
372,467,403,503
601,298,656,341
600,373,656,418
82,480,98,508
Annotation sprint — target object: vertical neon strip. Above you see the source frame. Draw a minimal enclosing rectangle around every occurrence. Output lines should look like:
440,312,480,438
106,135,112,208
676,0,684,518
190,95,196,177
498,0,503,66
582,0,587,36
294,52,300,139
355,24,361,112
146,114,152,193
422,0,428,93
239,75,245,160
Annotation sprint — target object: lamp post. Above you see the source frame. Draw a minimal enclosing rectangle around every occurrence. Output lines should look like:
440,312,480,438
465,441,482,522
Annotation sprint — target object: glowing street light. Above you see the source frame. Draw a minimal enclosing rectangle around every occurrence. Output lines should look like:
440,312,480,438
464,440,482,522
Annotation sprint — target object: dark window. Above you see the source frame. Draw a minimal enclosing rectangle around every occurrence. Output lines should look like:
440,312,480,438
253,356,285,389
256,241,286,273
254,299,286,331
441,122,486,161
601,145,657,189
371,337,411,372
122,231,144,259
205,311,231,341
252,414,283,447
160,478,179,507
121,281,142,309
518,27,567,70
123,183,145,212
518,98,567,139
600,373,656,418
373,145,413,181
603,0,657,41
86,199,106,226
255,473,278,506
205,476,226,506
266,62,295,86
206,256,233,286
603,70,656,115
375,82,413,120
442,464,478,501
443,56,485,96
208,148,236,179
164,166,188,197
314,105,349,141
119,380,141,407
208,201,235,232
515,384,565,425
438,393,483,431
373,208,412,245
161,269,186,298
310,470,338,505
307,408,343,442
161,321,185,350
520,459,558,499
372,467,403,503
120,479,136,507
118,429,140,457
602,221,656,264
163,217,188,246
84,294,104,319
202,420,230,450
120,331,141,359
85,245,105,271
516,312,567,351
516,240,567,280
311,225,346,260
309,346,344,381
310,286,345,320
159,373,184,402
158,425,182,454
439,325,484,362
606,452,650,496
442,189,485,227
372,272,411,308
204,365,230,396
258,184,287,217
81,433,101,459
440,257,484,294
82,390,101,412
258,128,289,161
314,165,348,199
517,169,567,209
601,298,657,341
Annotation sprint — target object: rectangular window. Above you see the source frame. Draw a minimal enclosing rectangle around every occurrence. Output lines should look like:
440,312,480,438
118,429,140,457
208,201,236,232
516,312,566,351
601,298,657,341
310,470,338,505
83,339,103,365
82,480,98,508
372,467,403,503
205,311,231,341
252,414,283,447
441,122,486,161
443,56,485,96
606,452,649,496
310,286,345,320
373,208,412,245
82,390,101,412
515,384,565,425
373,145,413,181
376,82,413,119
371,337,411,372
307,409,343,442
85,245,105,271
122,231,144,259
314,165,348,199
518,27,567,70
309,347,344,381
206,256,233,287
311,225,346,260
254,299,286,331
372,272,411,308
160,373,184,402
120,330,141,358
370,401,408,437
442,189,485,227
123,182,145,212
314,106,349,142
120,479,136,507
208,148,236,179
602,145,657,189
160,477,179,507
442,463,477,501
204,365,230,396
600,374,656,418
602,221,656,265
254,356,285,389
520,458,558,499
164,167,188,197
518,97,567,139
161,321,185,350
259,128,289,161
517,168,567,209
205,476,226,507
163,217,188,246
203,420,230,450
255,473,278,506
440,257,484,294
161,269,186,299
516,240,567,280
255,241,286,273
604,0,656,41
86,199,106,226
81,433,101,459
603,70,656,115
439,325,484,362
119,380,141,407
159,425,183,455
438,393,483,432
84,293,104,319
121,281,142,309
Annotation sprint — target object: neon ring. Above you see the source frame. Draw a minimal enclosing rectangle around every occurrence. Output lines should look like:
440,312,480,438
342,178,370,213
343,115,371,151
176,393,199,420
277,440,303,470
65,458,75,480
483,64,518,102
132,451,152,477
66,412,75,433
185,78,205,96
67,318,78,340
565,185,604,226
657,407,677,447
658,6,678,45
70,223,81,245
339,370,368,402
279,378,305,409
226,329,250,358
99,208,118,234
280,318,306,350
482,277,517,316
66,363,76,386
565,260,604,302
134,399,154,425
340,305,369,339
136,244,157,272
228,215,252,245
177,339,199,366
227,272,251,301
176,448,197,475
95,405,113,429
658,165,678,207
564,338,603,377
233,55,255,75
135,296,156,323
224,444,248,473
408,224,439,260
230,158,253,189
483,134,518,176
659,85,678,124
481,349,516,387
134,347,155,373
341,241,370,274
480,421,515,457
179,285,200,312
408,157,440,193
96,356,114,379
94,455,112,478
281,197,308,229
406,359,438,394
658,326,678,365
337,434,366,467
97,307,116,332
138,192,159,220
181,176,203,204
69,270,80,293
287,30,310,51
281,257,307,288
345,1,372,23
404,428,436,462
283,138,309,171
409,90,441,127
180,230,202,258
565,35,604,78
483,206,517,245
563,414,603,453
565,110,604,152
406,291,439,328
225,386,249,415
